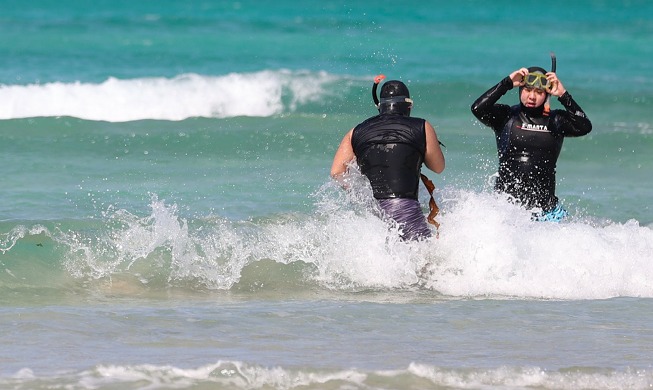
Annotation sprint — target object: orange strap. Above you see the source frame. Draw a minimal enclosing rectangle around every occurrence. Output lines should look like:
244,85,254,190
420,173,440,230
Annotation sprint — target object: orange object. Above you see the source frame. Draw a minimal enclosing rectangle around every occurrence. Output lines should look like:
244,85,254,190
420,173,440,235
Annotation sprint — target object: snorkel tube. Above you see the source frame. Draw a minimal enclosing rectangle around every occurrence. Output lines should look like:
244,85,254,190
372,74,386,110
544,52,556,116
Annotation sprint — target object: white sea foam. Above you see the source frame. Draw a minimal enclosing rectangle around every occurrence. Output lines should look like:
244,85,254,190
0,70,336,122
52,184,653,300
4,361,651,389
427,189,653,299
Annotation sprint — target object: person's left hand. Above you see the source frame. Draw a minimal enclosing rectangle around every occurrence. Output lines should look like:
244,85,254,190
546,72,567,97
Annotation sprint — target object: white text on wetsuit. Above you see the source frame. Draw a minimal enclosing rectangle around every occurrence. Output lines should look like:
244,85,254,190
519,123,549,132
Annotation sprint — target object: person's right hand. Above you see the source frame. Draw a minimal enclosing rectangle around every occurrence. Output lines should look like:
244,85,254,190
509,68,529,88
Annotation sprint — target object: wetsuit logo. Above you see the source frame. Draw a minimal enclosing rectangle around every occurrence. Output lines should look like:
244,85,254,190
519,123,549,132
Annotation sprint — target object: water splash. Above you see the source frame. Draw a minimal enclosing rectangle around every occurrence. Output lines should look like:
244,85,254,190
4,185,653,299
424,189,653,299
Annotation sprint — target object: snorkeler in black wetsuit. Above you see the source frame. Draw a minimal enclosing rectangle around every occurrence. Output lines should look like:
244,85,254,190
331,78,445,240
471,64,592,221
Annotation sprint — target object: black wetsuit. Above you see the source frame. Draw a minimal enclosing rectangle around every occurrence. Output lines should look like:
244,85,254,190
351,113,426,199
351,113,431,240
471,76,592,211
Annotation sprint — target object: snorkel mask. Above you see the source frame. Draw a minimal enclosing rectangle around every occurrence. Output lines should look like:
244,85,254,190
524,71,550,91
372,75,413,116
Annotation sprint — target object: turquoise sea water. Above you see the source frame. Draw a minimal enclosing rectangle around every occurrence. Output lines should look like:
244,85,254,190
2,1,653,388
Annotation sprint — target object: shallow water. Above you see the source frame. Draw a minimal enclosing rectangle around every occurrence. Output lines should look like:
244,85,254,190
2,0,652,388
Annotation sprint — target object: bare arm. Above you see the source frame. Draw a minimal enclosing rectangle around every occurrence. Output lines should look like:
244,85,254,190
330,129,355,179
424,121,445,173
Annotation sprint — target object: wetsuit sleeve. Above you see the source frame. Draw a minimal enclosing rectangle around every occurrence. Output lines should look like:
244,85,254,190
471,76,513,131
554,91,592,137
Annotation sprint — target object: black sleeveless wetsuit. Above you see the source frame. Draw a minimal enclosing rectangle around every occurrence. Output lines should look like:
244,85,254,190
471,76,592,212
351,114,426,199
351,113,431,240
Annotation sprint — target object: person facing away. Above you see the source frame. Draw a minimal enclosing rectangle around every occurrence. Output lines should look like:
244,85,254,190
470,65,592,221
330,78,445,240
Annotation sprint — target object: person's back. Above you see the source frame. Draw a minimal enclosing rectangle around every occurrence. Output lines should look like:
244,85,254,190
352,113,426,200
331,78,445,240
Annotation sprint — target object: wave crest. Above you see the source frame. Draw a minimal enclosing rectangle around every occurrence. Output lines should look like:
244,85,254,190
0,70,337,122
4,187,653,300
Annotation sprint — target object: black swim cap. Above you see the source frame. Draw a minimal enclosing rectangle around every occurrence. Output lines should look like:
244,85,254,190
527,66,548,75
378,80,412,116
380,80,410,99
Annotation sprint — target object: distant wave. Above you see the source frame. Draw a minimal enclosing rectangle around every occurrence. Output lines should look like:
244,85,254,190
0,70,339,122
4,360,652,389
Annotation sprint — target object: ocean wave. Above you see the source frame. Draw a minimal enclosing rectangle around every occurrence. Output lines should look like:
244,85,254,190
3,361,652,390
0,70,340,122
2,185,653,300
